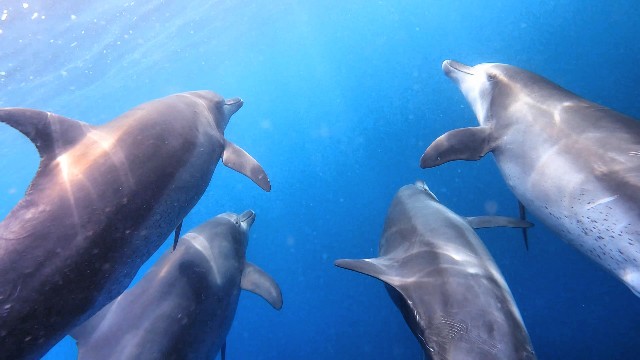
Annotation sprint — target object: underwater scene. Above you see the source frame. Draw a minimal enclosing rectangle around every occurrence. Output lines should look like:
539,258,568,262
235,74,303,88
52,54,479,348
1,0,640,359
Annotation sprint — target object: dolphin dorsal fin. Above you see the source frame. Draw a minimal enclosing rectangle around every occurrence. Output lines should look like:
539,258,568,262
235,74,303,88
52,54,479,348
420,126,494,168
334,257,404,291
222,140,271,192
240,262,283,310
465,216,533,229
0,108,92,165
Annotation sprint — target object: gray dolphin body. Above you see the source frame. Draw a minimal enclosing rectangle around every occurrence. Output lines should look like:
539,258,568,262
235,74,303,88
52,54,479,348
335,182,535,360
0,91,271,359
421,60,640,297
70,210,282,360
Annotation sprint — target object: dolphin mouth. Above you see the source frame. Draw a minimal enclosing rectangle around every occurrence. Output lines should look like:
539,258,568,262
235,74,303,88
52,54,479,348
239,210,256,230
224,97,244,117
225,97,243,106
442,60,475,77
414,180,439,201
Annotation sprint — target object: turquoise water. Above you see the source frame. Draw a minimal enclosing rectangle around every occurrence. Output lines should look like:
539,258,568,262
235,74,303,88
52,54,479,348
1,1,639,359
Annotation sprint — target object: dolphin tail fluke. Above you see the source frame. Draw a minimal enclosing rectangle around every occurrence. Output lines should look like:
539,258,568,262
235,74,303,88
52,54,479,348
241,262,283,310
0,108,92,163
222,140,271,192
420,126,494,168
519,201,530,250
465,216,533,229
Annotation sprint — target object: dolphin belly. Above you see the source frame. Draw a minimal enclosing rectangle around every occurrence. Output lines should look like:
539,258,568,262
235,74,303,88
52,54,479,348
494,148,640,295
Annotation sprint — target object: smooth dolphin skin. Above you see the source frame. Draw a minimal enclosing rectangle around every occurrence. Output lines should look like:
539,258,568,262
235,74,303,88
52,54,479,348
70,210,282,360
0,91,271,359
421,60,640,297
335,182,535,360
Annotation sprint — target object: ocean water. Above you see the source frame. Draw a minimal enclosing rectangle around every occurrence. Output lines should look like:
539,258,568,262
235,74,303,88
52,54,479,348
0,0,639,359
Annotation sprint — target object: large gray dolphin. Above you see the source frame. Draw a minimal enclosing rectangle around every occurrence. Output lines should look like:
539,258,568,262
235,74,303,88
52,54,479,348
335,181,535,359
0,91,271,359
421,60,640,297
70,210,282,360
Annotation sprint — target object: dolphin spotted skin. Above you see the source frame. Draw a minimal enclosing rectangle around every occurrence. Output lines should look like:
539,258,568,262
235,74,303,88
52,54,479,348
70,210,282,360
422,60,640,297
335,182,535,360
0,91,271,359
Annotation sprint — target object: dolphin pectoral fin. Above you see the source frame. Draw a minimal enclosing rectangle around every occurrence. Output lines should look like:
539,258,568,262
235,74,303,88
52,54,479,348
420,126,494,168
0,108,92,163
222,140,271,192
465,216,534,229
241,262,283,310
172,221,183,252
221,341,227,360
337,258,419,312
334,257,403,289
519,201,530,250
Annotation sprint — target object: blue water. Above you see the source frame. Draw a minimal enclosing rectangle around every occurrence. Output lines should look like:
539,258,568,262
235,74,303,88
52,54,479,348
1,1,639,359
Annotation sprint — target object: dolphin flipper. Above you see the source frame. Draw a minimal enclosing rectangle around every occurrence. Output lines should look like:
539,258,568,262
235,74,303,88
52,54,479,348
0,108,92,164
465,216,533,229
519,201,530,250
172,221,183,252
334,258,405,291
240,262,283,310
420,126,494,168
222,140,271,192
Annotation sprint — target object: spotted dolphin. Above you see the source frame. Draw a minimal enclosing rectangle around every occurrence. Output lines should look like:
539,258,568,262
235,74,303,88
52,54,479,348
421,60,640,297
70,210,282,360
335,181,535,359
0,91,271,359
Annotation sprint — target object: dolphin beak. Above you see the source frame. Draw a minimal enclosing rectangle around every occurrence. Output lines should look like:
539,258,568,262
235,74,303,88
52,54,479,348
414,180,439,201
224,97,244,118
239,210,256,232
442,60,475,79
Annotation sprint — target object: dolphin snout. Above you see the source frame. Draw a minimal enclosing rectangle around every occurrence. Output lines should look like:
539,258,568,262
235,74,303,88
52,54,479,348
442,60,474,77
223,97,244,118
239,210,256,231
225,97,243,106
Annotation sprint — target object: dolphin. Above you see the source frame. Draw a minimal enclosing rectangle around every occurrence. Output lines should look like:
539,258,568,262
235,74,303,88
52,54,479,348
70,210,282,360
335,181,536,359
421,60,640,297
0,91,271,359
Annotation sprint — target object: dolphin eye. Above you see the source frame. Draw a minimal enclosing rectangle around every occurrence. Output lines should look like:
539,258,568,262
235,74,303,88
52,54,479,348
487,73,497,82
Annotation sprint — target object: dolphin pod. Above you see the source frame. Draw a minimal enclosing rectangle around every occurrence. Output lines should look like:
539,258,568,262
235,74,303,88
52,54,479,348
0,91,270,359
336,181,536,359
70,210,282,360
1,60,638,358
422,60,640,297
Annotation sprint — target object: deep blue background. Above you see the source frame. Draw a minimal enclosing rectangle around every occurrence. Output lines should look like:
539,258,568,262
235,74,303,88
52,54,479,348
1,1,639,359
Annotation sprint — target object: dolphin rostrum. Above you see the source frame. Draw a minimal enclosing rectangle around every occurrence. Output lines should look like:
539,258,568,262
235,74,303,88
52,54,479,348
0,91,271,359
70,210,282,360
421,60,640,297
335,181,535,359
